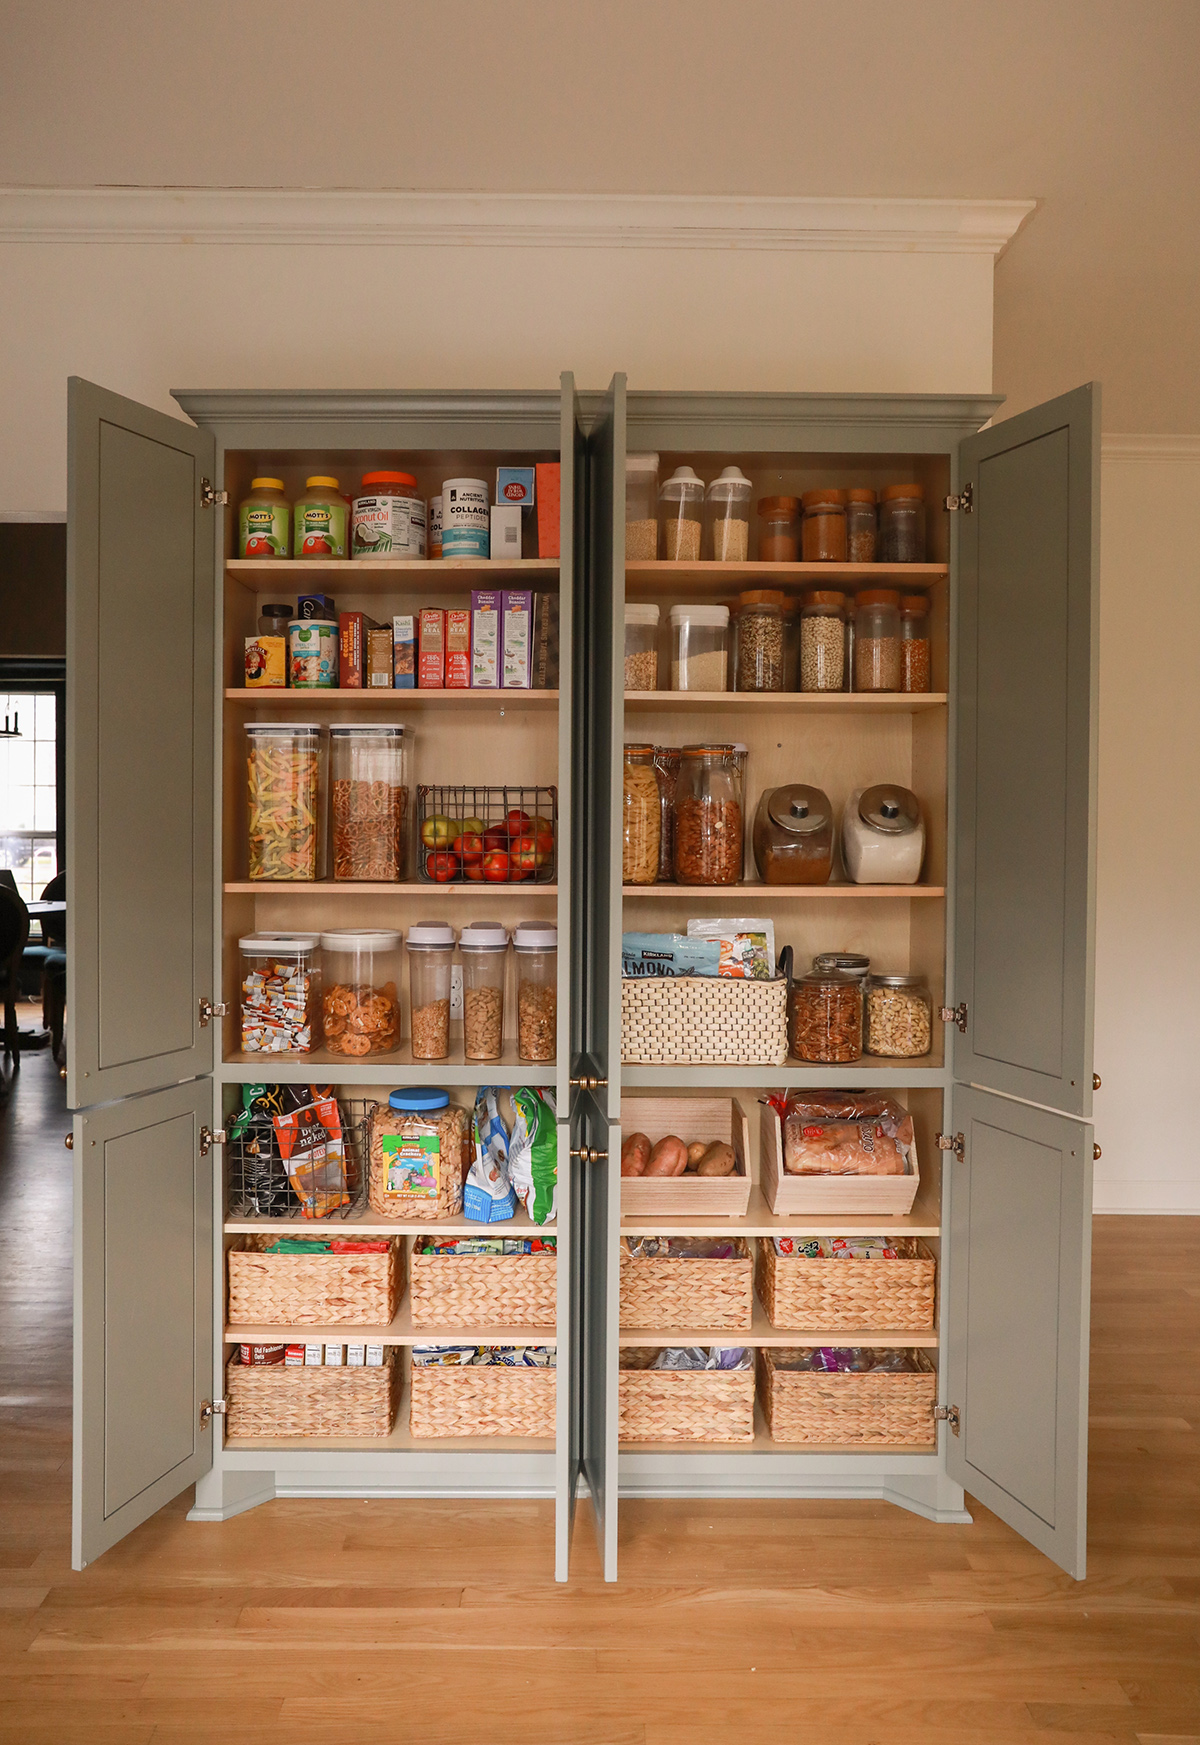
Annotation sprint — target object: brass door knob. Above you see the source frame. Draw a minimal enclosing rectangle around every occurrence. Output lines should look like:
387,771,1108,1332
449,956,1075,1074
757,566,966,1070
1093,1073,1102,1091
1093,1143,1102,1161
64,1133,73,1150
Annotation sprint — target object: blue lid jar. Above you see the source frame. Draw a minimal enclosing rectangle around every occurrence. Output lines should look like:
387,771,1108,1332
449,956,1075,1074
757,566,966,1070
388,1088,449,1111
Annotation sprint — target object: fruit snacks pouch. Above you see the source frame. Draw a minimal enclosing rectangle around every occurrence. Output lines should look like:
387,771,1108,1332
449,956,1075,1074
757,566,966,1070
509,1087,558,1224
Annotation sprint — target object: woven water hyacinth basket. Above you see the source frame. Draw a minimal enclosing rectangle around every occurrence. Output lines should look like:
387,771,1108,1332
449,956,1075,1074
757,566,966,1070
621,976,788,1065
408,1364,556,1438
756,1237,936,1331
618,1350,755,1442
225,1351,400,1439
409,1249,557,1330
226,1233,404,1328
759,1347,938,1446
619,1237,754,1331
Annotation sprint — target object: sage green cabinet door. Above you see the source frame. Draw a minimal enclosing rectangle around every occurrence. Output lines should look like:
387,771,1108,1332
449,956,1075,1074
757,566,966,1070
67,379,217,1109
73,1080,215,1569
953,384,1100,1117
945,1086,1092,1578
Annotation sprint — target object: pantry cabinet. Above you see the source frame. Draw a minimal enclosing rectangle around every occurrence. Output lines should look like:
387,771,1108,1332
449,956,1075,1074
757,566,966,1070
66,374,1098,1583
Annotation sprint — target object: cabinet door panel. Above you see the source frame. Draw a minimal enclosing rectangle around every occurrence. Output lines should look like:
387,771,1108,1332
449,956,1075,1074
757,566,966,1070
954,384,1099,1117
73,1080,214,1569
67,378,216,1108
945,1086,1091,1578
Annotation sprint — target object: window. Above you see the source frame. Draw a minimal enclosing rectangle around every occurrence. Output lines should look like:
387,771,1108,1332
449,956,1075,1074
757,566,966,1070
0,689,59,902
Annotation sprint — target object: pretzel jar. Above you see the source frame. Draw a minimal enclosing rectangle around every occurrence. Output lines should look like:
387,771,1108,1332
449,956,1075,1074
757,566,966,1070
330,725,410,881
245,722,327,881
319,929,402,1057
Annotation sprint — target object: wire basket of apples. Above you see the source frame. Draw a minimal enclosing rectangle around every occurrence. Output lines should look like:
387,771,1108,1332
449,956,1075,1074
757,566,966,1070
416,786,557,884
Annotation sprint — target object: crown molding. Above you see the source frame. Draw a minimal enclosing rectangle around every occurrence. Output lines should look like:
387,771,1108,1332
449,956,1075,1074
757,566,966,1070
0,187,1036,254
1102,433,1200,460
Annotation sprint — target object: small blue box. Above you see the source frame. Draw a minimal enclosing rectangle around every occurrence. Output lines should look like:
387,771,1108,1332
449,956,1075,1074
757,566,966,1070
495,467,536,509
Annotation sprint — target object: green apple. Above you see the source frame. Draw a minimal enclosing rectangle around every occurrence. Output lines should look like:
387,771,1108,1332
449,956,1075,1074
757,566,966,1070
420,814,455,848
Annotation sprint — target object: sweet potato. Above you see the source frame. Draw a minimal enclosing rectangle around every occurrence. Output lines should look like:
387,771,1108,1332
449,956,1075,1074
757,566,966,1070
695,1141,736,1178
621,1132,651,1177
644,1135,689,1177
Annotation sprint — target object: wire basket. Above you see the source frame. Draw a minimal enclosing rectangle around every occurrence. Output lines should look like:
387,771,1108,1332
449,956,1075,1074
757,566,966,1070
227,1097,373,1221
415,785,557,884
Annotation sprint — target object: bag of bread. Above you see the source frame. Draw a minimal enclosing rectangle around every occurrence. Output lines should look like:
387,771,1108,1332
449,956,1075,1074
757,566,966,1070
368,1089,469,1219
780,1091,913,1177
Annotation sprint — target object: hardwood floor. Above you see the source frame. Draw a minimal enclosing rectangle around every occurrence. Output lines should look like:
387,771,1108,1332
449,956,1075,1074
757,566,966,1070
1,1047,1197,1743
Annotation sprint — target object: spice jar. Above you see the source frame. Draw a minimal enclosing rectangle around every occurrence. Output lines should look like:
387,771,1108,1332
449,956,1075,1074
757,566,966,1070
406,922,456,1060
842,785,925,885
799,590,848,692
845,488,877,563
239,933,322,1053
674,745,742,886
294,476,349,559
669,604,729,691
706,467,753,561
330,725,409,881
899,594,931,693
653,746,681,882
624,603,660,691
514,923,556,1062
320,928,401,1056
459,922,509,1063
879,484,926,562
853,589,902,691
788,970,863,1062
734,591,785,692
800,490,847,562
623,744,662,885
352,470,426,560
752,784,834,885
865,973,932,1058
239,478,291,558
757,496,800,562
625,453,660,561
245,722,327,880
659,466,705,562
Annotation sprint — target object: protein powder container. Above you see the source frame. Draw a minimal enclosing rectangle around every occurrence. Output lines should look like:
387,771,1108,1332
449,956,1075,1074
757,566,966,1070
352,472,426,560
441,478,489,559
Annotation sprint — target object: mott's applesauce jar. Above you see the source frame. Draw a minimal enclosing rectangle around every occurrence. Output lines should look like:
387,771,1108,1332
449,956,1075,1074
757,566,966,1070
294,476,349,559
352,472,426,559
441,479,489,559
238,478,291,558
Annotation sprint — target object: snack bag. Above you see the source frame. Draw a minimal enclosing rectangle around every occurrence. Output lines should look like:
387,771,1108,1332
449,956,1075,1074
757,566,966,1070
509,1087,558,1224
273,1094,349,1217
464,1087,517,1223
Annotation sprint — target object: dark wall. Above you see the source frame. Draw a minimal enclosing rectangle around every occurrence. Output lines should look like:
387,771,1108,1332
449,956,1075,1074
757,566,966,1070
0,523,66,659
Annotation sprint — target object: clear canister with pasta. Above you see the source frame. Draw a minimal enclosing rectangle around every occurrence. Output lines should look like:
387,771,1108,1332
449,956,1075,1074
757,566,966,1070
245,722,327,881
623,744,662,886
330,725,410,881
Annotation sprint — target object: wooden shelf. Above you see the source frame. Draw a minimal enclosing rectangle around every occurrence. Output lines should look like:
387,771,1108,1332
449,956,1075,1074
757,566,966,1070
617,1298,937,1350
225,1420,555,1455
620,1062,947,1088
624,691,946,712
620,1181,940,1238
227,557,558,592
218,1044,555,1086
225,687,557,708
622,883,944,899
225,880,557,896
225,1204,554,1236
626,561,946,598
620,1401,936,1457
225,1299,557,1347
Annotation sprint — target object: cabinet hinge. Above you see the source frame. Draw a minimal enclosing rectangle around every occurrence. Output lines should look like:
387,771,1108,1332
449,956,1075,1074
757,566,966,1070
936,1131,965,1162
199,1126,227,1156
199,1398,227,1429
934,1403,961,1436
198,997,228,1027
939,1002,968,1033
199,478,228,508
943,483,973,513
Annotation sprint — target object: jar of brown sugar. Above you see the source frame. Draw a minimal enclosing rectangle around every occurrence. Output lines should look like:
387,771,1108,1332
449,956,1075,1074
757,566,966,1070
757,496,800,562
800,490,847,562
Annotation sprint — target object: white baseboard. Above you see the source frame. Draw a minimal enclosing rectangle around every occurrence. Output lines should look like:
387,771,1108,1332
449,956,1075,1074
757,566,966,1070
1093,1183,1200,1214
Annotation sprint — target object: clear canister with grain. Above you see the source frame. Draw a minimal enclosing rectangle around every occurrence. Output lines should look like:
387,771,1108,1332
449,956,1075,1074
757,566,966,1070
788,969,863,1063
853,589,902,691
245,722,327,881
706,466,753,562
659,467,705,562
624,602,660,691
673,744,743,886
669,603,729,691
799,589,848,691
623,744,662,886
865,973,933,1058
330,724,409,881
625,453,660,561
899,594,932,693
845,488,878,563
406,922,456,1061
878,484,926,562
514,923,557,1063
733,590,785,692
800,490,848,563
459,922,509,1063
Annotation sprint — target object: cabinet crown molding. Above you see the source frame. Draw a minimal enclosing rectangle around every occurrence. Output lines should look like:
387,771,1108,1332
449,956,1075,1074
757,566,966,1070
0,187,1036,255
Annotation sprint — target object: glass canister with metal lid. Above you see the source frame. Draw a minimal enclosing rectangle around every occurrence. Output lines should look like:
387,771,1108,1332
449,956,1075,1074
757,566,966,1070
841,784,925,884
673,744,742,885
623,743,662,886
752,783,834,885
788,969,864,1063
865,972,933,1057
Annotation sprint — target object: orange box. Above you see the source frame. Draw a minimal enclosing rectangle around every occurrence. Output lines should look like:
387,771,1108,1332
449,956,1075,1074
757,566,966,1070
446,609,471,688
536,463,561,559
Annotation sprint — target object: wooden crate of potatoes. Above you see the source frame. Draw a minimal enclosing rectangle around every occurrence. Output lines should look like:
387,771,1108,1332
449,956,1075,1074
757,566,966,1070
758,1348,937,1446
227,1233,404,1327
757,1237,936,1331
225,1350,401,1439
620,1236,753,1331
618,1349,755,1443
619,1097,752,1216
409,1245,557,1330
409,1364,556,1438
